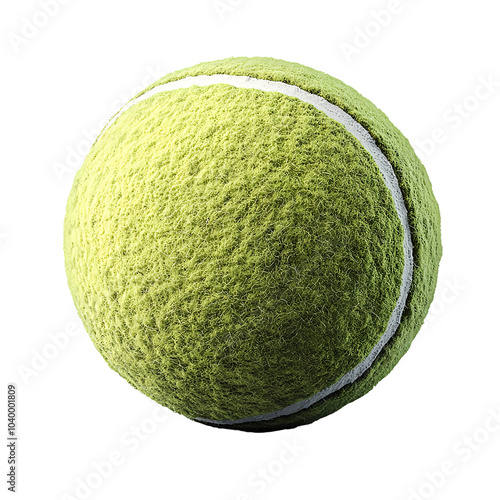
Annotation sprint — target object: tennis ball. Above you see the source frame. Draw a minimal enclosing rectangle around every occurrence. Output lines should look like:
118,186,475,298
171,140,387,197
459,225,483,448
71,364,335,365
64,57,442,432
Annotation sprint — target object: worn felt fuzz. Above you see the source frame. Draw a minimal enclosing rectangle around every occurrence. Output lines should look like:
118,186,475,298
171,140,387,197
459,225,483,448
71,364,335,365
64,57,442,432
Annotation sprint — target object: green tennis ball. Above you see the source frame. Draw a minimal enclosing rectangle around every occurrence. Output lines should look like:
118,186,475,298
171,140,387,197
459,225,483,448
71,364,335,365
64,57,442,432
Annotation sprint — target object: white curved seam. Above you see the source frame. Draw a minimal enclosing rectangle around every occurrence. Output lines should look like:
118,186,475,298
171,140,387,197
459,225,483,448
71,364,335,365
104,75,414,426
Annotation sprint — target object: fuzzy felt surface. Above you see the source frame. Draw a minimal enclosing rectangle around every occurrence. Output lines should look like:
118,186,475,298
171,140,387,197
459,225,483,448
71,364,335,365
64,57,441,431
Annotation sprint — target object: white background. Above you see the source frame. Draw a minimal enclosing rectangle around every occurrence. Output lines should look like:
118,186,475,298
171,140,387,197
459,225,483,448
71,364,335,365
1,1,499,499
